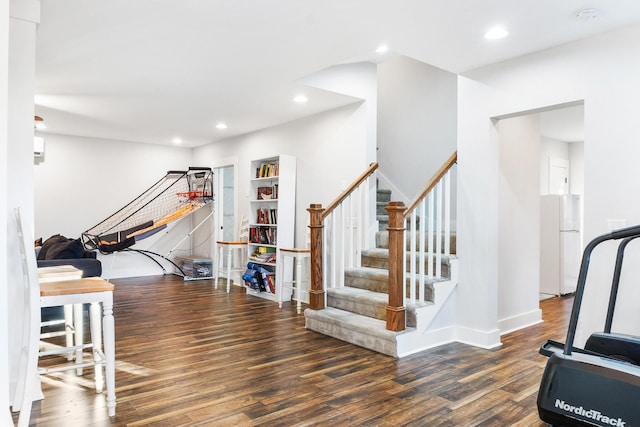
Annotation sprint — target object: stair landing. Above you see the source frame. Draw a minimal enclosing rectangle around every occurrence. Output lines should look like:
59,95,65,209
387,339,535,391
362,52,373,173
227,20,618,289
305,307,414,357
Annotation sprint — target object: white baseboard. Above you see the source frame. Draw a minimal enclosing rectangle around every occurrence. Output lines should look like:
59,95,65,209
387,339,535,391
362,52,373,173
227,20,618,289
396,326,456,357
498,309,543,336
455,326,502,349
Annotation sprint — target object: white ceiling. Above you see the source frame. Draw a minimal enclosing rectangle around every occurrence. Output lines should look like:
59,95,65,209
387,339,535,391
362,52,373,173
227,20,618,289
540,105,584,143
34,0,640,147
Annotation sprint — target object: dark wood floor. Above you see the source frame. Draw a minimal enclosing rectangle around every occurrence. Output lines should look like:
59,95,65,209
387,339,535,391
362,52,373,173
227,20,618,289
15,275,572,426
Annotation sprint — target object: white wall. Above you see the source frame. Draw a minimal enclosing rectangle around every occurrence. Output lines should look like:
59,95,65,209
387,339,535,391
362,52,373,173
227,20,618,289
569,142,584,196
5,0,39,412
33,133,193,278
455,77,501,348
0,1,9,421
459,24,640,346
193,103,369,250
377,56,457,201
497,114,542,334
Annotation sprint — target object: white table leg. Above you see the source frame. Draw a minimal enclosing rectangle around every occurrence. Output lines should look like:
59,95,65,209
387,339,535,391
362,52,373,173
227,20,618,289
276,253,284,308
214,246,223,290
64,304,74,360
295,255,303,314
73,303,83,375
102,293,116,417
226,246,232,292
90,302,104,393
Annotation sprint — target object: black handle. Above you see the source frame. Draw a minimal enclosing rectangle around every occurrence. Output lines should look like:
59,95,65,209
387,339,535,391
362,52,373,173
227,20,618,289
609,224,640,240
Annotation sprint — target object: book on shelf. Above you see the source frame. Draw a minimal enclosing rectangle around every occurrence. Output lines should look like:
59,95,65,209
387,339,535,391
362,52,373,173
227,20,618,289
265,273,275,294
250,227,277,245
255,162,279,178
248,251,277,264
256,208,278,225
257,186,273,200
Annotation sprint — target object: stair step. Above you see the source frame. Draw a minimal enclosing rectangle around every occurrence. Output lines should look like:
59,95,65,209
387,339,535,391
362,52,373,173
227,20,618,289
375,231,457,254
305,306,413,357
327,287,387,320
343,265,442,301
362,248,452,277
377,189,391,203
377,215,389,232
376,202,388,216
344,267,388,293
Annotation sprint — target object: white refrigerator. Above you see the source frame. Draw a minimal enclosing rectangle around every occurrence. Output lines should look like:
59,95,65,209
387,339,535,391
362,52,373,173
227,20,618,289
540,194,581,296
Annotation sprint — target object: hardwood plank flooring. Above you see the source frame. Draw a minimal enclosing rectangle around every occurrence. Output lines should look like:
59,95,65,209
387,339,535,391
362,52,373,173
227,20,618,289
14,275,573,426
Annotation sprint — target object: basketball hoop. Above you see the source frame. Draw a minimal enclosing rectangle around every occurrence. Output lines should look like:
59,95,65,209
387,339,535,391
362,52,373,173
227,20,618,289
176,191,204,201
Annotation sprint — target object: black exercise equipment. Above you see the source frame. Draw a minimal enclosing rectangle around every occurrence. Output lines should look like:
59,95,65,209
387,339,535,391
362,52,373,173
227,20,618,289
537,225,640,426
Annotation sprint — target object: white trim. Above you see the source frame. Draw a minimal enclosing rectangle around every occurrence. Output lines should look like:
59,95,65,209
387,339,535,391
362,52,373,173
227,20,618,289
498,309,543,336
396,326,456,358
455,326,502,349
376,169,410,205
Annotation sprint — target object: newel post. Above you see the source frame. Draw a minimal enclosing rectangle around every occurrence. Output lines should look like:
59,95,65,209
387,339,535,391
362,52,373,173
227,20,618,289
307,203,325,310
385,201,406,331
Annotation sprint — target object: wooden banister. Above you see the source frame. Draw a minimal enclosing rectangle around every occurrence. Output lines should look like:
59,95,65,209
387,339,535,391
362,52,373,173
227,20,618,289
321,162,378,220
386,202,407,331
307,203,325,310
403,151,457,218
308,162,378,310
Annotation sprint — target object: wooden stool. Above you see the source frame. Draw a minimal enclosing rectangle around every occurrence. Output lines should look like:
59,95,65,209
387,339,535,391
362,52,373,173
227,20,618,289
13,209,116,427
215,241,247,292
38,266,82,364
277,248,311,314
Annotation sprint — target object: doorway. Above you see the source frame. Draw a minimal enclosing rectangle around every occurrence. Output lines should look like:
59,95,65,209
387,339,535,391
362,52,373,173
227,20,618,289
495,101,584,333
539,104,585,300
214,165,236,242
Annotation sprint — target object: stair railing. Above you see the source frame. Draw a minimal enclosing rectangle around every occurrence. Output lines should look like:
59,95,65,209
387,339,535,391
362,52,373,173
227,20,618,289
397,151,457,305
308,163,378,310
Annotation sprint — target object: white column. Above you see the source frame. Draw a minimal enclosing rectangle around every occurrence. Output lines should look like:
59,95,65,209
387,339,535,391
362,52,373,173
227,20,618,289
6,0,40,410
1,1,10,424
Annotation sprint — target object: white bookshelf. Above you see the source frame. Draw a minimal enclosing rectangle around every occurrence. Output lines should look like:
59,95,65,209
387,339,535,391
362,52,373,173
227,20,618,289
246,155,296,301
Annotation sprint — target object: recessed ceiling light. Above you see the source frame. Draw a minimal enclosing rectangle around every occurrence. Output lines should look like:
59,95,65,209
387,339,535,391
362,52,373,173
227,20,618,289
376,45,388,54
172,138,182,145
484,27,508,40
216,123,228,130
575,8,600,21
293,95,308,103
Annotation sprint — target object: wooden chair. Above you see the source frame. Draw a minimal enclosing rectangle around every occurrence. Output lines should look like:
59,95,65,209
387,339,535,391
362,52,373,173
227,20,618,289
12,208,116,426
215,241,247,292
214,215,249,292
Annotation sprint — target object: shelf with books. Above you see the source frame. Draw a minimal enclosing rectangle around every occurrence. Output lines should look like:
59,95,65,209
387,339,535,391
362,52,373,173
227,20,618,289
246,155,296,302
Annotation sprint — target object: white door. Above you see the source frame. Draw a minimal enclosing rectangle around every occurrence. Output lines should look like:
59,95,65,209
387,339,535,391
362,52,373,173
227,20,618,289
549,158,569,195
213,165,235,242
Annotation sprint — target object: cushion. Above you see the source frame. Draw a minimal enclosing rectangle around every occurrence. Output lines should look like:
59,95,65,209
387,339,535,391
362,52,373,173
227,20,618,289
38,235,85,260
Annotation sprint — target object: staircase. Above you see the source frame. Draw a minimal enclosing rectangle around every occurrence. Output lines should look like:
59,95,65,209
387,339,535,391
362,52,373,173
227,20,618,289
305,187,458,358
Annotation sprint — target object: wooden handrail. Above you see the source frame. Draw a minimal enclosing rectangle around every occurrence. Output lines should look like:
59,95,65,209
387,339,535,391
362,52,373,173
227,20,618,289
321,162,379,220
403,151,457,218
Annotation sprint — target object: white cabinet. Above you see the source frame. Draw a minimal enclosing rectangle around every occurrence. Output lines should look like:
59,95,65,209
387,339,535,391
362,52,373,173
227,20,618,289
246,155,296,301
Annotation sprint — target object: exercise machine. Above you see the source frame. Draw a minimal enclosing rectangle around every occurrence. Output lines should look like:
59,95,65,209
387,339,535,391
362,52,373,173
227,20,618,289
537,225,640,426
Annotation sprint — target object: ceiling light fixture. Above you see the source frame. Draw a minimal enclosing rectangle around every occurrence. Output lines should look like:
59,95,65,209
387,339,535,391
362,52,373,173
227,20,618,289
172,137,182,144
376,44,388,54
293,95,308,103
34,115,46,129
484,27,508,40
215,123,228,130
575,7,600,21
